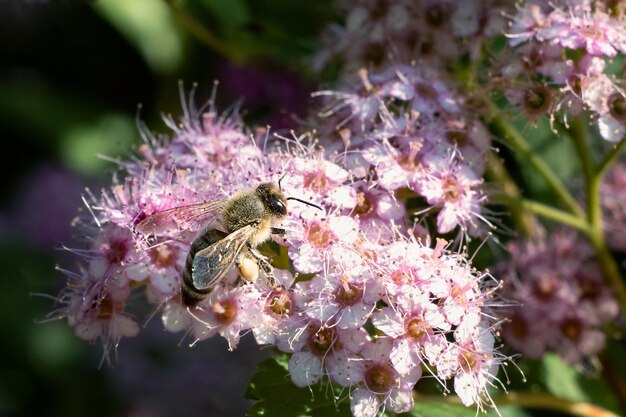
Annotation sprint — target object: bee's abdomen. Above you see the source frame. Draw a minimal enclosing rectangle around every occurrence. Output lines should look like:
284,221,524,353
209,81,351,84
182,228,227,306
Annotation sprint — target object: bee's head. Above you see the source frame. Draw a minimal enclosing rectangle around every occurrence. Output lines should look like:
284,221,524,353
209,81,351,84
256,183,288,217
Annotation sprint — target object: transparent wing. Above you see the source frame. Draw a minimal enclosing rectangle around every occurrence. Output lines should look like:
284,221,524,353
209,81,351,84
191,225,256,291
136,199,227,236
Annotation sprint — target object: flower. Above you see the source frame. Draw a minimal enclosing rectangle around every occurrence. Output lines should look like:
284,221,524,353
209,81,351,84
286,211,359,274
498,229,619,365
417,151,486,234
190,285,264,350
328,338,422,417
54,83,505,416
603,163,626,252
300,264,382,329
371,291,448,374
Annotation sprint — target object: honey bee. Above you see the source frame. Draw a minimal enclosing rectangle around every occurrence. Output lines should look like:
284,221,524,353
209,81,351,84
136,182,319,306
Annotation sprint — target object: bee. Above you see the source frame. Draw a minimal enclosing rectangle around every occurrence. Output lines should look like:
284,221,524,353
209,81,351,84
136,182,319,306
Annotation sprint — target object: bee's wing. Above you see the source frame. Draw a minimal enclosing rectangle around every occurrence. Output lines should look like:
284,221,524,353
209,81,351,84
136,199,227,236
191,225,256,291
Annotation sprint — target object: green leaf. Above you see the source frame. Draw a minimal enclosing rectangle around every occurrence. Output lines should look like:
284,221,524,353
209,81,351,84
200,0,250,28
59,113,136,175
94,0,184,73
542,353,587,401
246,354,350,417
541,353,620,413
517,117,579,201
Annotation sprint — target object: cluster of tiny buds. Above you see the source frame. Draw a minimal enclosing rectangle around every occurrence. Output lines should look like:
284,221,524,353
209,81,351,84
312,64,494,238
315,0,626,143
498,229,619,366
52,82,506,416
602,163,626,253
501,0,626,141
313,0,513,76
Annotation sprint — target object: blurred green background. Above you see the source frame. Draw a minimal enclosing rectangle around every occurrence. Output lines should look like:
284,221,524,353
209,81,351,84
0,1,332,416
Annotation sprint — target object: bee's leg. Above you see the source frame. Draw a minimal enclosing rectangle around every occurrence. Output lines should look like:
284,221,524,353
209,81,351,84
270,227,286,235
247,247,276,286
237,250,259,283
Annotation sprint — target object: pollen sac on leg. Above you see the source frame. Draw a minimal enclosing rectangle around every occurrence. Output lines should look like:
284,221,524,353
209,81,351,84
239,255,260,283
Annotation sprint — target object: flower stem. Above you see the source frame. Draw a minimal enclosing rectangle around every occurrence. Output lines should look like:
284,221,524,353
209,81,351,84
601,353,626,414
597,136,626,177
588,225,626,315
489,114,585,218
569,117,594,213
485,152,539,237
491,113,626,314
516,198,588,233
413,392,622,417
568,120,626,316
163,0,240,61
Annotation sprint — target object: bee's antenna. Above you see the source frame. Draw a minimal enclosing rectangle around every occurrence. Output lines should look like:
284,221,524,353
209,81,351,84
287,197,324,212
278,173,287,191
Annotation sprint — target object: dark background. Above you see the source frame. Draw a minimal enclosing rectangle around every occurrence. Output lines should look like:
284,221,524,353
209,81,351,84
0,1,331,416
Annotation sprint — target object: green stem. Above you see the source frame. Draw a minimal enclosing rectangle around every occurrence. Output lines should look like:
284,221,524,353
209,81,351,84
569,121,626,316
597,136,626,177
588,227,626,315
414,392,621,417
485,152,539,237
490,114,586,218
569,117,594,214
163,0,239,62
516,198,588,233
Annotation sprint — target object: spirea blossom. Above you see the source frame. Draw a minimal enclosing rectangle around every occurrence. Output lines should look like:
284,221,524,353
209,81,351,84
602,162,626,252
503,0,626,141
314,0,513,76
53,86,506,415
498,229,619,365
313,65,492,236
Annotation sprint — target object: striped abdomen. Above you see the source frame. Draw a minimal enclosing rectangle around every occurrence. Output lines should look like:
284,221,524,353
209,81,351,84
181,228,227,306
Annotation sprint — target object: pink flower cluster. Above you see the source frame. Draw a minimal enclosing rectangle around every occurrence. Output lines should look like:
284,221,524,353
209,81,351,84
54,88,505,415
498,229,619,365
602,163,626,252
503,0,626,141
313,65,492,236
314,0,512,75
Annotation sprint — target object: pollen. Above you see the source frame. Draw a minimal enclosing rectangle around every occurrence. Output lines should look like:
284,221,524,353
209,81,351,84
95,297,124,319
239,257,259,283
309,327,338,356
213,299,238,324
523,85,553,116
459,350,479,373
364,364,395,394
608,92,626,121
354,192,373,216
391,269,413,285
303,172,329,193
335,280,364,306
307,221,334,247
268,289,292,316
406,317,428,340
103,239,129,264
150,245,177,268
560,317,583,341
442,177,462,202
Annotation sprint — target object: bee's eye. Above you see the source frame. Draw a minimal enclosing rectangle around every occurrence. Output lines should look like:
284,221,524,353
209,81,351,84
269,198,287,215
